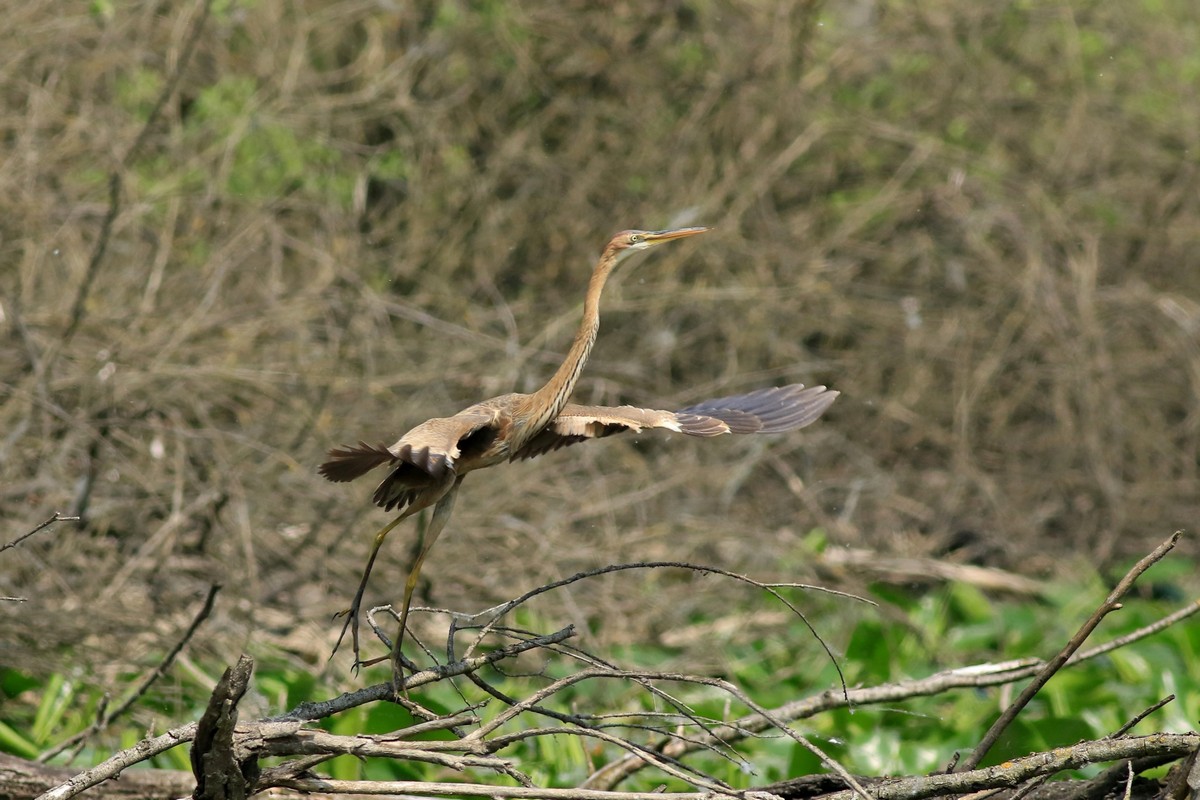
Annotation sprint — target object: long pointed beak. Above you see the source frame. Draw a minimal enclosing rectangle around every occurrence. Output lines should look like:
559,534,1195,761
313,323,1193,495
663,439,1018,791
644,226,710,243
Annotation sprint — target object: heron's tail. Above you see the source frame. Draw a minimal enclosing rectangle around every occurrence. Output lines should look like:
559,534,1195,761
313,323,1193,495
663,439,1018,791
318,442,395,482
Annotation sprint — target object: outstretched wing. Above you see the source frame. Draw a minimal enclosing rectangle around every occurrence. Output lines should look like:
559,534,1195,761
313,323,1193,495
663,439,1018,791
513,384,838,461
319,410,499,511
675,384,838,433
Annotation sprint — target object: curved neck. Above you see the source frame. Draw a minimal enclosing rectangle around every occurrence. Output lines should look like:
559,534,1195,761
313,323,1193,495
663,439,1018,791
520,243,623,434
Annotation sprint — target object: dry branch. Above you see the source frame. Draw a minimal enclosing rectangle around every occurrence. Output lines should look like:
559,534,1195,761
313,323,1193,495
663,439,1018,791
265,734,1200,800
807,734,1200,800
1,514,80,602
192,655,258,800
0,753,193,800
2,513,79,555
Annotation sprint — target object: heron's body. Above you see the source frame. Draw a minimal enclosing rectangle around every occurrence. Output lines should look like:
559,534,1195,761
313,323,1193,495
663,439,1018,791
320,227,838,679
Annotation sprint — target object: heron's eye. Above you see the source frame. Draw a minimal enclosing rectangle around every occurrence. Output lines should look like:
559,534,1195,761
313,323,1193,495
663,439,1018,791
629,233,644,244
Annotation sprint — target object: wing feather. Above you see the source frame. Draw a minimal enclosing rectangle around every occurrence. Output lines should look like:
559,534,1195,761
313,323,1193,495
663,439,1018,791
512,384,838,461
319,410,500,511
679,385,838,433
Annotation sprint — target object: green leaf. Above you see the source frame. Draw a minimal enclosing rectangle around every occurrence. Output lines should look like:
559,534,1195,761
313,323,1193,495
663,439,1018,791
0,719,39,759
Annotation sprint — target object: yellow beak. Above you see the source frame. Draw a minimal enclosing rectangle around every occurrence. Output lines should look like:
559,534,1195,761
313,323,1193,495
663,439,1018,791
643,226,710,243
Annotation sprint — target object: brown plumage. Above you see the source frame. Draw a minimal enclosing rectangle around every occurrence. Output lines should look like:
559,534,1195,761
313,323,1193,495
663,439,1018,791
320,227,838,678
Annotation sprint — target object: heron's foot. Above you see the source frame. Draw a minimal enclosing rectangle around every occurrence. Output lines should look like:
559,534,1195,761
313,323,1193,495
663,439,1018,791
330,605,366,672
331,604,420,679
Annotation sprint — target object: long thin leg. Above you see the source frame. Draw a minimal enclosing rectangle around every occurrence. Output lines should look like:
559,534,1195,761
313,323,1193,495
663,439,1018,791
392,477,462,692
332,507,416,668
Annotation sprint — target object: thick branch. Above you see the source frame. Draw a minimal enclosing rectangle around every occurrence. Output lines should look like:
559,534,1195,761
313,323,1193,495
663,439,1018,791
811,733,1200,800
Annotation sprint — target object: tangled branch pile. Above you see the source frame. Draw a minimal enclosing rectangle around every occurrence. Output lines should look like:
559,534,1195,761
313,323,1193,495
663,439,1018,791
16,537,1200,800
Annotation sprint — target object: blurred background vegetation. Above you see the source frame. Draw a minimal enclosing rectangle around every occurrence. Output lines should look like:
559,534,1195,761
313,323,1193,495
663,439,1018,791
1,0,1198,772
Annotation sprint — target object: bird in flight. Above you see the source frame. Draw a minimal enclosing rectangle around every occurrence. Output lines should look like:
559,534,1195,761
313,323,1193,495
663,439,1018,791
320,226,837,681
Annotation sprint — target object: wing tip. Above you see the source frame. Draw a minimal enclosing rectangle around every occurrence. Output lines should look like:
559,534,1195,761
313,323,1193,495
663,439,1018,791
677,382,839,436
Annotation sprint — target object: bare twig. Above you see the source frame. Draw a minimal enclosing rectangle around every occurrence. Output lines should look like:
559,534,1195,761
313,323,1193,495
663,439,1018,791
449,622,749,773
1110,695,1176,740
1069,600,1200,662
463,664,865,798
713,678,872,800
284,626,576,721
35,724,198,800
465,667,737,792
1000,694,1176,800
1,513,79,554
262,734,1200,799
2,513,80,602
957,531,1181,772
446,560,869,705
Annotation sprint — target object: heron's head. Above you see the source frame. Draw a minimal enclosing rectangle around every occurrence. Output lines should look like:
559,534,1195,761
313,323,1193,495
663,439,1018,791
609,226,709,263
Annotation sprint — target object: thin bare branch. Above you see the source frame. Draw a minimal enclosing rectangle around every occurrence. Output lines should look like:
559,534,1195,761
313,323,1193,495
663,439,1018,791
1068,600,1200,662
264,734,1200,799
463,667,736,792
450,623,748,772
1110,695,1176,740
710,678,871,800
448,560,865,703
2,513,79,554
34,545,1197,800
35,724,198,800
282,626,575,722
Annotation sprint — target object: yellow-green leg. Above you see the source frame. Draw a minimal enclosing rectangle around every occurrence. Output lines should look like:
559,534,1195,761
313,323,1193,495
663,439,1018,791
333,510,413,668
392,477,461,693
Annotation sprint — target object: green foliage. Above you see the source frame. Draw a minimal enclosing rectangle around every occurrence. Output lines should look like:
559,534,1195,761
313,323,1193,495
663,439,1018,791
115,68,164,122
88,0,114,23
179,77,354,204
3,569,1196,783
0,673,90,759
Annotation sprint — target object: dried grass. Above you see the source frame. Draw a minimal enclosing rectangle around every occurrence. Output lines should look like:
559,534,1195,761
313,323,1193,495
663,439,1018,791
2,0,1198,672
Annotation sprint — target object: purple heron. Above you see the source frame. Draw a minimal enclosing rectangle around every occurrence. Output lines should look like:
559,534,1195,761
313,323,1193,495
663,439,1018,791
320,227,837,673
